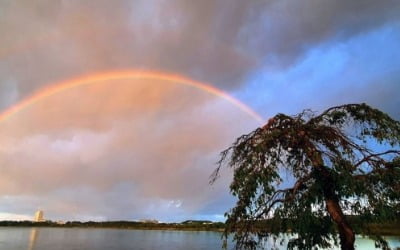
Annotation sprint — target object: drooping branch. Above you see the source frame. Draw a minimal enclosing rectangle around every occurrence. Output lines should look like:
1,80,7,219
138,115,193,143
254,174,312,219
352,149,400,169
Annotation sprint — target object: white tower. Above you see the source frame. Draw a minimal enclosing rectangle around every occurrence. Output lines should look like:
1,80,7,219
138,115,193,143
34,210,44,222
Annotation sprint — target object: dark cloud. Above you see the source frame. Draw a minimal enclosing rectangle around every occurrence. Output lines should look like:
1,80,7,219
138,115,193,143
237,0,400,67
1,0,399,109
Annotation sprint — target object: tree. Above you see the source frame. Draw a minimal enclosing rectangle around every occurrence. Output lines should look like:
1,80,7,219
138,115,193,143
211,103,400,250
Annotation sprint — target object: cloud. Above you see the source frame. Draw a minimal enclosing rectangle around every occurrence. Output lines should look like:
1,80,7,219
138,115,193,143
238,22,400,119
236,0,400,67
0,80,256,221
1,0,399,109
0,212,32,221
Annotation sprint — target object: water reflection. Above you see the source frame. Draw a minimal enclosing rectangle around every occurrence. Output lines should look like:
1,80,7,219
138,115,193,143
0,228,393,250
28,228,38,250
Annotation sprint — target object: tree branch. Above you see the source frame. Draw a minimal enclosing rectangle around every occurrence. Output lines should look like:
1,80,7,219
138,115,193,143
254,174,312,219
353,150,400,169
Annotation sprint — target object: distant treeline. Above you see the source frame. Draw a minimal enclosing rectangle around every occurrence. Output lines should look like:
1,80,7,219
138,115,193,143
0,220,225,231
347,216,400,236
0,217,398,235
246,216,400,236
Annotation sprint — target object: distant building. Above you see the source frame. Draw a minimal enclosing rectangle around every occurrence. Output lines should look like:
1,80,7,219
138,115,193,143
181,220,213,225
140,219,159,224
34,210,45,222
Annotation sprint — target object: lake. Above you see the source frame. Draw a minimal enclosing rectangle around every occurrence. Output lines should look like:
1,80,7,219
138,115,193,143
0,227,399,250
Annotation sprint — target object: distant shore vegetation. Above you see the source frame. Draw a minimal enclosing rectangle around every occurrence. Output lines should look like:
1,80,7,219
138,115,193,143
0,220,225,232
0,217,399,236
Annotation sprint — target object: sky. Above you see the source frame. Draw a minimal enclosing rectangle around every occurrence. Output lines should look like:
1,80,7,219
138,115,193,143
0,0,399,222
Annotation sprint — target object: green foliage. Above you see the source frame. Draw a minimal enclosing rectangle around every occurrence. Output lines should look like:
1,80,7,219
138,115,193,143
212,103,400,249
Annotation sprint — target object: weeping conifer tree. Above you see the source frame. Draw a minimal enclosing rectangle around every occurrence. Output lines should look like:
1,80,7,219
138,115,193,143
212,103,400,250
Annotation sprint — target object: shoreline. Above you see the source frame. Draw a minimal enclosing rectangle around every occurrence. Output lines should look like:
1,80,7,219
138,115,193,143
0,225,225,232
1,226,399,239
0,221,226,232
0,220,399,236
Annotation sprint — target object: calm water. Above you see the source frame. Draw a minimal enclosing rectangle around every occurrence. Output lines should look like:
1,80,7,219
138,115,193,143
0,227,399,250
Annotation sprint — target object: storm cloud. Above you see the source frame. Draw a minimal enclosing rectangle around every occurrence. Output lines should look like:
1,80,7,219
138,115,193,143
1,0,399,106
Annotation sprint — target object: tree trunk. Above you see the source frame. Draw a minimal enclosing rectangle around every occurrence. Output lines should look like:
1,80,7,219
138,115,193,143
325,198,355,250
319,168,355,250
308,150,355,250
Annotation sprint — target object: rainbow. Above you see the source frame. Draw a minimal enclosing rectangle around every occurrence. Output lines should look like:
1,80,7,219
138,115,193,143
0,70,264,124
